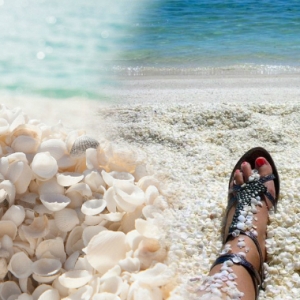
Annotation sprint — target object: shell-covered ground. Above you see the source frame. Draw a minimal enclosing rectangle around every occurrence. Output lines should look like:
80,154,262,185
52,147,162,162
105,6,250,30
2,100,300,300
98,100,300,300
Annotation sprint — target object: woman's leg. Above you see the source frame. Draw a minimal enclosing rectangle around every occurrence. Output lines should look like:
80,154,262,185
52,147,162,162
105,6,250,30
198,155,277,300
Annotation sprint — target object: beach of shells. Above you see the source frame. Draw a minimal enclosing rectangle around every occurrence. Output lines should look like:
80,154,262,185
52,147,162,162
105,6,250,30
0,104,174,300
98,99,300,300
2,96,300,300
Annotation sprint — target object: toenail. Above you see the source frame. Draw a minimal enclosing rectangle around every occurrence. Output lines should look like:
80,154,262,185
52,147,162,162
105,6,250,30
256,157,266,167
241,161,247,166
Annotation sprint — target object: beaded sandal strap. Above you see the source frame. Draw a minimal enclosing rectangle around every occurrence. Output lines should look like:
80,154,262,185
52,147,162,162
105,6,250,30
211,254,260,300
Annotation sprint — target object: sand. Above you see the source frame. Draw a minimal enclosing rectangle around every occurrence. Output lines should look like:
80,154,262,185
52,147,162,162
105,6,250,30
2,75,300,299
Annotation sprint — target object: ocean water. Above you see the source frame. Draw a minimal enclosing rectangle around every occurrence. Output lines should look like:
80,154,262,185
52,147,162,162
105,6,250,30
1,0,300,99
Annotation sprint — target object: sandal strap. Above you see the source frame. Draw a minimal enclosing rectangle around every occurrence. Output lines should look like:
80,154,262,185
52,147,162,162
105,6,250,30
225,230,264,285
211,254,260,299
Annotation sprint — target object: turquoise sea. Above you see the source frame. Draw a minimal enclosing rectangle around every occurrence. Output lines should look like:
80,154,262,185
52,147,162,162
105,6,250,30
1,0,300,99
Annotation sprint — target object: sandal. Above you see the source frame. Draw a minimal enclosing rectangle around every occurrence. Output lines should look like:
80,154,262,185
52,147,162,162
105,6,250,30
211,147,280,299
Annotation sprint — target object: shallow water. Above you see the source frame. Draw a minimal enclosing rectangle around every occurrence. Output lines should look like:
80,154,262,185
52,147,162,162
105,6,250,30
1,0,300,99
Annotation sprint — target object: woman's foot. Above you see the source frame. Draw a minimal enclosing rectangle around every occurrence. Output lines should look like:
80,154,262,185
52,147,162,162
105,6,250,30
199,150,278,300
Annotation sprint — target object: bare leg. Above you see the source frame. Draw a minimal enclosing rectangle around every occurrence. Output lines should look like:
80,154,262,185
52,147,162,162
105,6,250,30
198,156,276,300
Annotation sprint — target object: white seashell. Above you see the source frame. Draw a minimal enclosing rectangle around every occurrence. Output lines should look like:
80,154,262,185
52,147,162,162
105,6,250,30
0,281,22,300
34,288,60,300
100,212,125,222
131,263,173,286
2,205,25,226
0,180,16,206
63,285,94,300
11,135,40,154
8,252,33,279
32,258,62,277
0,258,8,279
31,152,58,181
35,237,66,263
83,170,105,192
65,226,84,256
58,269,93,288
121,206,143,233
92,293,121,300
0,220,18,239
38,139,68,160
54,209,79,232
113,181,145,213
74,256,94,272
83,231,127,275
100,276,123,295
137,175,160,192
237,215,246,222
65,191,84,209
236,222,246,231
64,251,80,271
52,277,69,298
81,199,107,216
21,215,49,238
145,185,159,205
103,186,117,213
118,257,140,273
125,230,144,251
7,161,32,194
82,225,107,246
135,218,161,239
31,284,53,300
101,170,134,187
66,183,92,197
38,178,65,195
57,172,84,187
70,135,99,157
40,194,71,212
0,118,9,134
86,148,99,169
84,215,102,226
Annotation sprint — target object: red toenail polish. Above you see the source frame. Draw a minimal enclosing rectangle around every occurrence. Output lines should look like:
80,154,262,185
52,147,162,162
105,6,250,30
256,157,266,167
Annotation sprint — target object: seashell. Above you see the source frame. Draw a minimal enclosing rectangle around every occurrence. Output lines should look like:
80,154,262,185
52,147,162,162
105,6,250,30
83,170,105,192
65,226,84,256
40,194,71,212
8,252,33,279
0,220,18,239
84,215,102,226
0,180,16,206
34,288,60,300
100,212,125,222
11,124,41,154
145,185,159,205
100,276,123,295
81,199,107,216
125,230,144,251
64,285,94,300
66,183,92,197
31,152,58,181
0,257,8,279
31,284,53,300
54,208,79,232
118,257,140,273
83,231,127,275
1,204,25,226
101,170,134,187
0,118,9,134
135,219,161,239
38,139,68,160
74,256,94,272
113,181,145,213
58,269,93,288
64,251,80,271
104,187,117,213
121,206,143,233
7,161,32,194
32,258,62,278
52,277,69,298
86,148,99,169
38,178,65,195
92,293,122,300
70,135,99,157
56,172,84,187
82,225,107,246
35,237,66,263
134,238,167,269
131,263,172,287
137,175,160,192
0,281,22,300
142,205,162,220
21,215,49,239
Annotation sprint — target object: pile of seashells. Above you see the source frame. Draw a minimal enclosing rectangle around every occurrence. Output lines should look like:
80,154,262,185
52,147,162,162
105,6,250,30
0,105,173,300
